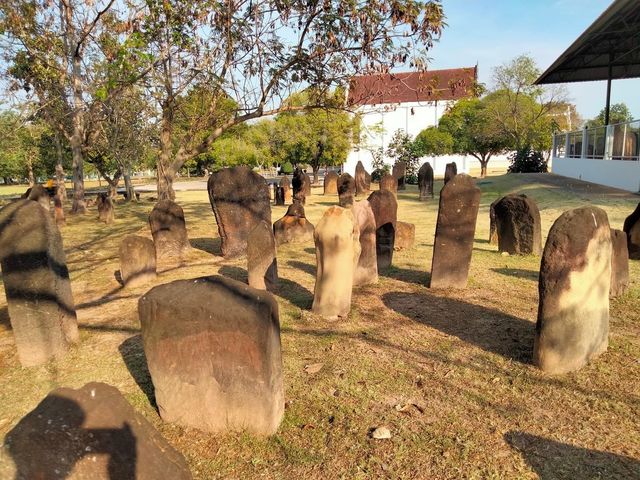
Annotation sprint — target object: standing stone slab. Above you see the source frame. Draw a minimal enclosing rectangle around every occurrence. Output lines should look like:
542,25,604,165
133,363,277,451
208,166,271,257
292,168,310,205
148,200,190,261
139,276,284,435
338,173,356,207
26,185,51,211
355,161,370,196
274,185,285,206
3,382,192,480
96,193,114,224
379,173,397,195
444,162,457,184
395,221,415,250
623,202,640,259
392,161,407,190
489,197,500,245
312,207,361,319
248,221,278,292
418,162,434,200
54,196,65,226
494,194,542,255
535,207,611,374
610,228,629,298
279,176,292,204
324,171,338,194
273,204,315,245
0,200,78,367
119,235,157,287
352,200,378,286
367,190,398,269
430,174,480,288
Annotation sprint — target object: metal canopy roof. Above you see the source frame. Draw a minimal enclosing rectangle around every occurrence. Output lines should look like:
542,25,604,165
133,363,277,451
535,0,640,84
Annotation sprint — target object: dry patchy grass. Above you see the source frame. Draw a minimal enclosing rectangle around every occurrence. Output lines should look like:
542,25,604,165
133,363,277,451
0,173,639,479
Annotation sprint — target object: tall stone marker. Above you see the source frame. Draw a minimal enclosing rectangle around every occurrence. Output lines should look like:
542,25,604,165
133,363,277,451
489,197,500,245
148,200,190,261
444,162,457,184
208,166,271,257
418,162,434,200
352,200,378,286
338,173,356,207
274,185,285,206
119,235,157,287
248,221,278,292
379,173,397,195
139,276,284,435
324,171,339,195
0,200,78,366
610,228,629,298
535,207,611,374
623,202,640,259
430,174,480,288
367,190,398,269
279,176,292,204
3,382,192,479
292,168,310,205
392,161,407,190
494,194,542,255
312,207,361,319
273,204,314,245
355,161,370,196
25,184,51,211
96,193,114,224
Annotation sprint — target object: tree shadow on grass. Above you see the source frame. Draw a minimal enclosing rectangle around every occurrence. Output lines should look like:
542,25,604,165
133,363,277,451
118,335,157,412
287,260,316,277
304,247,316,255
492,268,539,281
190,237,221,256
218,265,248,283
382,291,534,363
505,431,640,480
380,265,429,286
0,306,10,332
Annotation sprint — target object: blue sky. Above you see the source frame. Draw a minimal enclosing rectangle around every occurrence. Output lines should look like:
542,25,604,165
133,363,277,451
426,0,639,123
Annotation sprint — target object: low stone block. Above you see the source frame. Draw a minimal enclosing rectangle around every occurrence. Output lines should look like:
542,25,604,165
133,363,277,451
610,228,629,298
119,235,157,287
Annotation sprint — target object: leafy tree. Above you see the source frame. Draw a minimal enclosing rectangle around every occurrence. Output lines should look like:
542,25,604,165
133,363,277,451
1,0,144,212
485,54,566,152
136,0,445,200
586,103,633,128
386,130,420,176
436,98,508,177
0,111,49,184
275,90,356,183
414,126,453,156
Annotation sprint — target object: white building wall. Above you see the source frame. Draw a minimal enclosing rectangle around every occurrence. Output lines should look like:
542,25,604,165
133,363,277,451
552,156,640,192
344,99,511,177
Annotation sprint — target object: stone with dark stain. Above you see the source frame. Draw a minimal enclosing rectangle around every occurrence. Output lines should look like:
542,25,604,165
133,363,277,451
96,193,114,224
610,228,629,298
338,173,356,207
430,174,480,288
139,276,284,435
623,202,640,259
392,161,407,190
444,162,457,184
208,166,271,258
355,161,370,196
418,162,434,200
248,221,278,292
0,199,78,367
148,199,190,261
494,194,541,255
367,190,398,269
119,235,157,287
535,207,611,374
324,171,338,195
351,200,378,286
379,173,397,195
273,204,314,245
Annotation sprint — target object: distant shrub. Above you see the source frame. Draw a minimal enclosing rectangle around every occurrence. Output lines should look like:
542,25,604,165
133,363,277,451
280,161,294,175
406,173,418,185
508,148,548,173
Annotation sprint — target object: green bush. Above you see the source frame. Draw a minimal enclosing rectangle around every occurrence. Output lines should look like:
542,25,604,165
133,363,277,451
371,165,390,182
508,148,548,173
280,161,294,174
406,173,418,185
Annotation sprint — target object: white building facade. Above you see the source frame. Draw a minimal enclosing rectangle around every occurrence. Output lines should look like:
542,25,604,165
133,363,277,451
343,66,509,177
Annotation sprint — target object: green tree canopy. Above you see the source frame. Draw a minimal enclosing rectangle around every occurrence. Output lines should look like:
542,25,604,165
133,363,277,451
586,103,633,128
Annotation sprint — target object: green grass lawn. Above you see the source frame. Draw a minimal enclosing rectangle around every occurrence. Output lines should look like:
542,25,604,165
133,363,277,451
0,173,638,479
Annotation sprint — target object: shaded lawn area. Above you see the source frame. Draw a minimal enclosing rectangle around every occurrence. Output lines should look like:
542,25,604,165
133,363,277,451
0,173,638,479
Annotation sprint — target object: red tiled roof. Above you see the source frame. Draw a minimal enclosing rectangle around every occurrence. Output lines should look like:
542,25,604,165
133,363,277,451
347,66,478,106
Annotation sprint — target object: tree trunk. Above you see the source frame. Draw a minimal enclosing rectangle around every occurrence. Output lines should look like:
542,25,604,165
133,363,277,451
480,160,488,178
157,102,176,201
312,164,320,184
70,76,86,212
54,133,67,202
27,158,35,187
123,170,135,201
